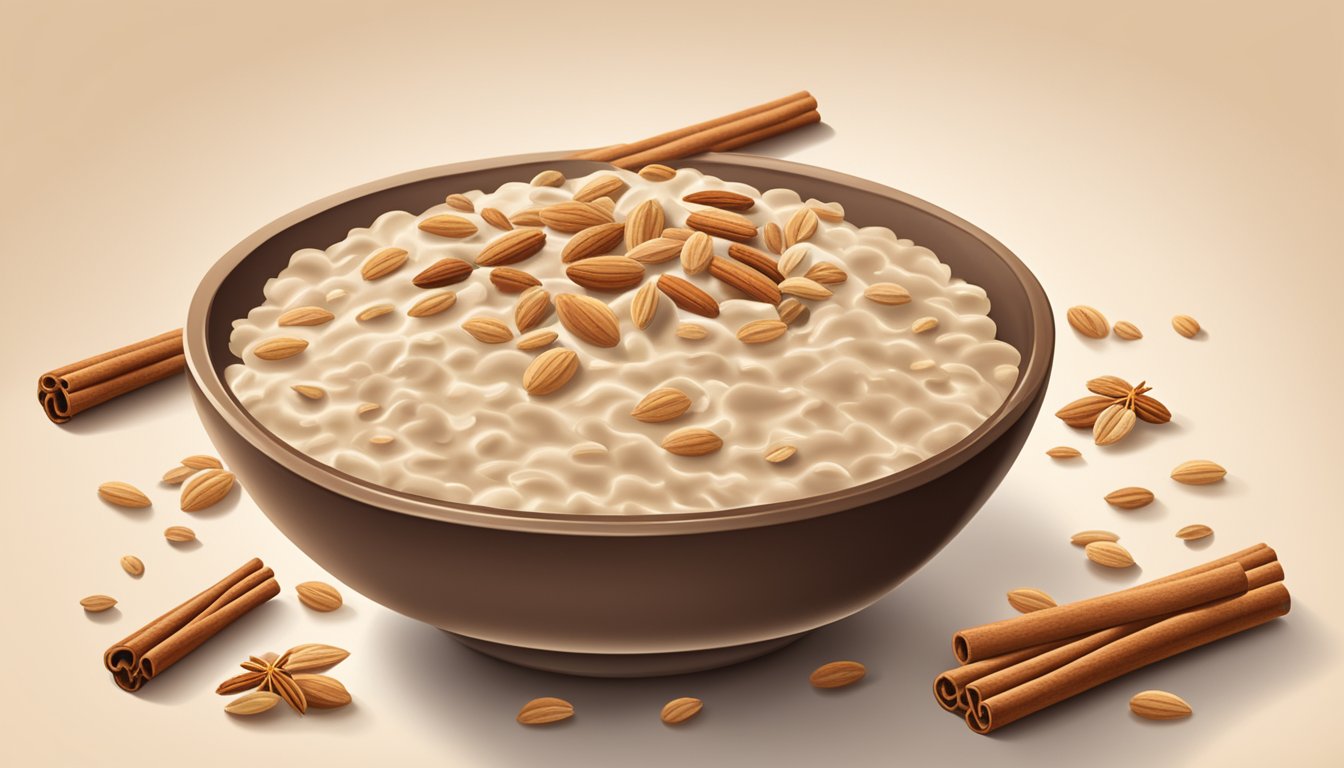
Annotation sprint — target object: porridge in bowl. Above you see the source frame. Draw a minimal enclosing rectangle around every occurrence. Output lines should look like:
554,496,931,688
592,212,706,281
224,167,1020,515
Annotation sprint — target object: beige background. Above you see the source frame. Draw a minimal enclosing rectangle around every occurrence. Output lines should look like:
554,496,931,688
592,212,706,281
2,0,1341,765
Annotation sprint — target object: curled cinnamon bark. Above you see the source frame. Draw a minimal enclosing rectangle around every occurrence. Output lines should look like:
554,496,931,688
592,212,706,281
38,329,184,423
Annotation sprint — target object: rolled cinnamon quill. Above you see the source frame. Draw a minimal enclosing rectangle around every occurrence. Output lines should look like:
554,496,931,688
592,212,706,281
38,328,184,423
103,558,279,691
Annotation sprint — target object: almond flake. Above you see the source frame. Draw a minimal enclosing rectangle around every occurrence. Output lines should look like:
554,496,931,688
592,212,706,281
764,444,797,463
660,697,704,725
675,323,709,340
1113,321,1143,340
291,384,325,400
356,304,394,322
911,317,939,334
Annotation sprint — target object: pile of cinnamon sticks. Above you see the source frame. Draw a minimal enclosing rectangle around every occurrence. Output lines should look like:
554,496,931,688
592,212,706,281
934,543,1289,733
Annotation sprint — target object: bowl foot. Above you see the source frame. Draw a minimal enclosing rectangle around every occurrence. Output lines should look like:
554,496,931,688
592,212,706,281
446,631,807,678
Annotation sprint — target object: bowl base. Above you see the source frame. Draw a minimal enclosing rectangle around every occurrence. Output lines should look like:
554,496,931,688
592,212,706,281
447,631,807,678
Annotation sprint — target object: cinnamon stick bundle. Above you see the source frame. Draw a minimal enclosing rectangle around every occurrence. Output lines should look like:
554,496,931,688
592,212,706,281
103,558,279,691
38,328,184,424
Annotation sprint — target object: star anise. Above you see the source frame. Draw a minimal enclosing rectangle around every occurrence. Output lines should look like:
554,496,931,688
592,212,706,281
216,643,351,714
1054,376,1171,446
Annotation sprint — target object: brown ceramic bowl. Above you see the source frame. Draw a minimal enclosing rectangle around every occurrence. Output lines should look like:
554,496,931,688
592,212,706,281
185,151,1053,677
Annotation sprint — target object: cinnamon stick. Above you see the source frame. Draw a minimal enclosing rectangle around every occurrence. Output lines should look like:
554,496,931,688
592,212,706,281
103,558,279,691
606,95,819,170
38,328,184,423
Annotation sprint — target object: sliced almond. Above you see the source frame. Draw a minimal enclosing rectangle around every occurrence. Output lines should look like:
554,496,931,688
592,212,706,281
555,294,621,348
523,348,580,395
1134,395,1172,424
811,202,845,222
408,291,457,318
638,164,676,182
1130,690,1192,720
626,237,684,265
540,201,612,232
778,277,831,300
480,207,512,231
727,243,784,282
1007,588,1056,613
356,402,381,416
418,214,478,238
1085,541,1136,568
809,660,865,689
98,481,151,508
657,274,720,318
864,282,912,305
477,229,547,267
1070,529,1119,546
675,323,709,340
1055,395,1117,428
1172,314,1201,338
161,465,196,485
683,190,755,211
805,261,848,285
777,243,808,277
517,697,574,725
762,221,784,254
661,427,723,456
1067,305,1109,339
624,199,665,249
1171,459,1226,485
660,696,704,725
573,174,626,203
590,196,616,215
560,221,626,263
277,306,334,327
661,226,694,241
531,169,565,187
180,469,236,512
709,256,781,304
369,435,395,446
462,317,514,343
1092,403,1135,445
566,255,645,292
1046,446,1082,459
120,555,145,577
911,317,939,334
253,337,309,361
361,247,409,281
283,643,350,672
164,525,197,543
737,319,788,344
764,444,797,463
225,690,282,716
1113,321,1143,340
516,329,559,351
514,287,552,332
182,455,221,470
490,267,541,293
631,388,691,423
783,207,819,247
292,385,325,400
445,193,474,212
631,281,660,330
356,304,394,322
296,581,343,612
1105,486,1155,510
510,208,545,227
686,209,757,242
292,674,352,709
777,298,806,325
1087,375,1133,397
80,595,117,612
1176,524,1213,541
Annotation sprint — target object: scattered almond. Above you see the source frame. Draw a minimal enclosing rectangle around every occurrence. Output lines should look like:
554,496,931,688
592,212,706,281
283,643,351,672
727,243,784,282
1172,314,1201,338
631,388,692,423
408,291,458,318
276,306,334,326
445,193,474,212
418,214,478,238
683,189,755,211
657,274,720,318
560,221,626,263
809,660,866,689
779,277,832,300
1129,690,1192,720
660,697,704,725
762,221,784,254
182,455,222,470
462,317,514,344
517,697,574,725
253,337,308,361
180,469,236,512
369,435,395,446
804,262,848,284
1105,486,1155,510
540,201,612,232
865,282,912,306
686,209,757,242
412,257,473,288
1087,375,1132,398
625,199,665,249
1007,588,1056,613
510,208,545,227
764,444,797,463
1176,524,1213,541
638,164,676,182
361,247,408,281
120,555,144,577
680,232,714,275
356,304,394,322
777,244,808,277
626,237,684,265
1085,541,1136,568
516,329,559,351
1093,403,1136,445
1071,530,1119,546
477,229,547,267
1113,321,1143,340
566,255,645,291
480,207,511,231
709,256,781,304
295,581,343,612
1046,446,1082,459
911,317,939,334
80,595,117,612
490,267,541,293
777,298,806,325
1134,395,1172,424
523,348,580,396
161,465,196,485
1171,459,1226,485
573,174,626,203
661,427,723,456
661,226,694,241
1056,395,1116,428
99,481,151,508
531,169,565,187
676,323,709,340
514,287,552,332
737,319,788,344
356,402,381,416
291,384,325,400
291,673,352,709
631,282,660,330
784,207,819,247
555,294,621,347
1067,305,1109,339
225,690,282,716
164,525,197,543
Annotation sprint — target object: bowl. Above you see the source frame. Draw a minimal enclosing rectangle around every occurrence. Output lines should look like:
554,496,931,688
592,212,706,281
184,151,1054,677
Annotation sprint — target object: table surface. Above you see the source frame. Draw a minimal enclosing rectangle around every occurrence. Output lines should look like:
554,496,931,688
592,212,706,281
3,1,1341,765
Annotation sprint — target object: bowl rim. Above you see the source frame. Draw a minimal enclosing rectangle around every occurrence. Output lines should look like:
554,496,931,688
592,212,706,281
185,150,1054,536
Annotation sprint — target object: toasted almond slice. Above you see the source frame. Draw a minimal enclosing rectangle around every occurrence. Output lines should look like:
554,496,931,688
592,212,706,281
1176,524,1213,541
1046,446,1082,459
573,174,626,203
675,323,709,340
625,199,665,249
408,290,457,318
1171,459,1226,485
1007,588,1056,613
631,387,692,423
253,337,308,361
462,317,514,343
1070,529,1119,546
911,317,939,334
561,221,626,263
1067,305,1109,338
555,294,621,348
98,481,151,508
516,329,559,351
361,247,409,281
778,277,831,300
477,229,547,267
418,214,478,238
631,281,660,330
356,304,394,322
737,319,788,344
1130,690,1192,720
531,169,565,187
638,164,677,181
523,348,580,396
1105,486,1154,509
514,287,552,332
291,384,325,400
481,207,512,231
277,307,334,327
661,427,723,456
490,267,541,293
864,282,911,305
764,444,797,463
445,193,474,212
809,660,865,688
683,190,755,211
1085,541,1136,568
657,274,720,318
517,697,574,725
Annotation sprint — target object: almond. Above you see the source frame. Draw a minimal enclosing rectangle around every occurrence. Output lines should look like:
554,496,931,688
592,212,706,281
1171,459,1226,485
292,385,325,400
1055,395,1116,427
462,317,514,343
253,337,308,361
1085,541,1136,568
161,465,196,485
356,304,394,322
408,291,457,318
510,208,545,227
662,227,694,241
516,329,559,351
661,427,723,456
1113,321,1143,340
1087,375,1133,397
911,317,939,334
296,581,343,612
561,221,626,263
80,594,117,612
590,196,616,215
804,262,848,284
686,209,758,242
762,221,784,254
1067,305,1109,339
624,199,665,249
164,525,196,543
631,387,691,423
809,660,865,689
1105,486,1155,509
540,201,612,232
1092,403,1136,445
638,164,677,181
277,306,334,326
361,247,409,281
418,214,478,238
517,697,574,725
764,444,797,463
225,690,282,716
784,207,819,247
864,282,911,305
683,190,755,211
481,207,512,231
356,402,381,416
566,256,645,292
811,202,845,222
182,455,222,470
660,697,704,725
776,243,808,277
98,481,151,508
737,319,788,344
292,674,352,709
657,274,720,318
445,193,474,212
779,276,832,300
675,232,712,275
531,169,565,187
777,298,806,325
1129,690,1192,720
490,267,541,293
675,323,709,340
727,243,784,282
631,281,660,330
1046,446,1082,459
180,469,236,512
411,256,474,288
1070,529,1119,546
1134,395,1172,424
283,643,351,672
1176,524,1213,541
477,229,547,267
709,256,781,304
1007,588,1056,613
523,348,580,396
120,555,145,577
369,435,396,446
573,174,626,203
626,237,684,265
555,294,621,347
514,287,552,331
1172,314,1201,338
